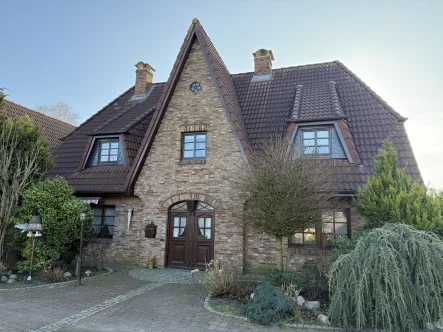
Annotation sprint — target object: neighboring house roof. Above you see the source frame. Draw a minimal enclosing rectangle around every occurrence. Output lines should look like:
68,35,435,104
1,100,75,149
47,19,421,195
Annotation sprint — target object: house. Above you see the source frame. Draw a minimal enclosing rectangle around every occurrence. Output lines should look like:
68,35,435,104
1,99,75,150
48,19,420,271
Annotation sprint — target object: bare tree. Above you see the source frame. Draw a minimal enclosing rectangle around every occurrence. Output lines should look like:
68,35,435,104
0,114,53,261
237,140,340,271
35,102,80,126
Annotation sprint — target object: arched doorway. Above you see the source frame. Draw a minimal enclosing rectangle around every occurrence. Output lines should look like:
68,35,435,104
167,200,215,269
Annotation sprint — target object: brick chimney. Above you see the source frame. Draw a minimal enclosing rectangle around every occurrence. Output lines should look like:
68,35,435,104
253,49,274,76
135,62,155,95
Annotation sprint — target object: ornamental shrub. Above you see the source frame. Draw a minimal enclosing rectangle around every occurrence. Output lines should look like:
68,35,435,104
246,282,292,325
203,260,256,301
356,138,443,235
329,223,443,331
13,177,93,272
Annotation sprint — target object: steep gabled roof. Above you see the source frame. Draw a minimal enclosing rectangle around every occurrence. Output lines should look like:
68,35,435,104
125,19,252,190
47,84,164,193
1,100,75,149
48,19,421,195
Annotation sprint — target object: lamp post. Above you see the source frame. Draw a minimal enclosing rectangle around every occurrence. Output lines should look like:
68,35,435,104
26,215,43,281
77,206,87,286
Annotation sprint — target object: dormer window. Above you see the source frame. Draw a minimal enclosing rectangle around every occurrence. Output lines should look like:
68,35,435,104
99,139,120,164
86,137,125,167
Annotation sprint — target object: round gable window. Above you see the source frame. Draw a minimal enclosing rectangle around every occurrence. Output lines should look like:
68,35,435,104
190,82,201,93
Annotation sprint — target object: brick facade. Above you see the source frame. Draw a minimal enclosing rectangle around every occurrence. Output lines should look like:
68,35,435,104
83,196,142,265
133,40,246,268
83,41,366,272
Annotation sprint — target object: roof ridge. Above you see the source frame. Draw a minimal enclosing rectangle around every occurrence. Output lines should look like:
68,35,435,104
328,81,345,116
333,60,407,122
231,61,338,77
91,85,157,134
290,85,303,119
3,99,76,129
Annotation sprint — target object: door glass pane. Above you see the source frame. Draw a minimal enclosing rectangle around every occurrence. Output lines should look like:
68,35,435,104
205,218,211,228
204,229,211,239
179,228,186,237
173,228,179,237
180,217,186,227
174,217,180,227
198,228,205,239
198,218,204,228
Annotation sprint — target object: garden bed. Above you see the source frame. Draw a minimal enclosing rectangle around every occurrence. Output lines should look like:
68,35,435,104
0,266,110,290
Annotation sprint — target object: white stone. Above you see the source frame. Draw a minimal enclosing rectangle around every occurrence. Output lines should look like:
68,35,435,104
317,314,330,326
434,318,443,329
296,295,305,306
304,300,321,310
1,276,8,282
85,270,92,277
250,293,254,300
6,278,15,283
63,272,72,278
8,274,17,279
190,269,199,276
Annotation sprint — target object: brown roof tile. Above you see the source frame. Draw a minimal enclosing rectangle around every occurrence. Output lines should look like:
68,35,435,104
1,100,75,149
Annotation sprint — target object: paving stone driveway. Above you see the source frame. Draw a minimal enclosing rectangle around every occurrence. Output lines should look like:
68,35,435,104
0,264,321,332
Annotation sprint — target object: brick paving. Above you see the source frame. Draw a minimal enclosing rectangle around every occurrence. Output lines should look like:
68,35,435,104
0,264,325,331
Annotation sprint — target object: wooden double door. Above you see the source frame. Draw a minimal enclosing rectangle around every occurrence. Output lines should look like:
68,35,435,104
167,201,215,269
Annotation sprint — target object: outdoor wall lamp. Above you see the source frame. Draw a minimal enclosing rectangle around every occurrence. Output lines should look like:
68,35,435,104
26,215,43,281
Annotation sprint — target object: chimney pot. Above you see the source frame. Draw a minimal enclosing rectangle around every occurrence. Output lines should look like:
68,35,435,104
135,62,155,95
253,49,274,77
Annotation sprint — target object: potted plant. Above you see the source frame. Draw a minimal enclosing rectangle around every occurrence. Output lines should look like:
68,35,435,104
147,257,155,269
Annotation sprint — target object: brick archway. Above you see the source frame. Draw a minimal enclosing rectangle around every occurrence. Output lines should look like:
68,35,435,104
160,192,223,211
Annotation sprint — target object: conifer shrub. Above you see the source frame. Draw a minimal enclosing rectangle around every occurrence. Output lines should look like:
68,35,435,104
329,223,443,331
246,282,292,325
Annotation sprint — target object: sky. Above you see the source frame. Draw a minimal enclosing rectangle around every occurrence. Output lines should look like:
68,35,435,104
1,1,442,188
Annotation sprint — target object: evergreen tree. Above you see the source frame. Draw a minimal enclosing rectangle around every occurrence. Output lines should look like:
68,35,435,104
356,139,443,235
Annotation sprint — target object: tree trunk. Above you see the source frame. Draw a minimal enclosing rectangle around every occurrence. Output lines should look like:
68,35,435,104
276,236,283,271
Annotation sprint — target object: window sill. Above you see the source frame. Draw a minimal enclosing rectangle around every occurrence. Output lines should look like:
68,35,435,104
289,246,333,254
179,159,206,165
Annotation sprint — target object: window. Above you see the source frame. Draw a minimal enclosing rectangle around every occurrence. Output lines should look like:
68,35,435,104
302,128,331,155
92,206,115,239
190,81,201,93
99,139,120,164
86,137,125,168
290,210,350,248
182,132,206,159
